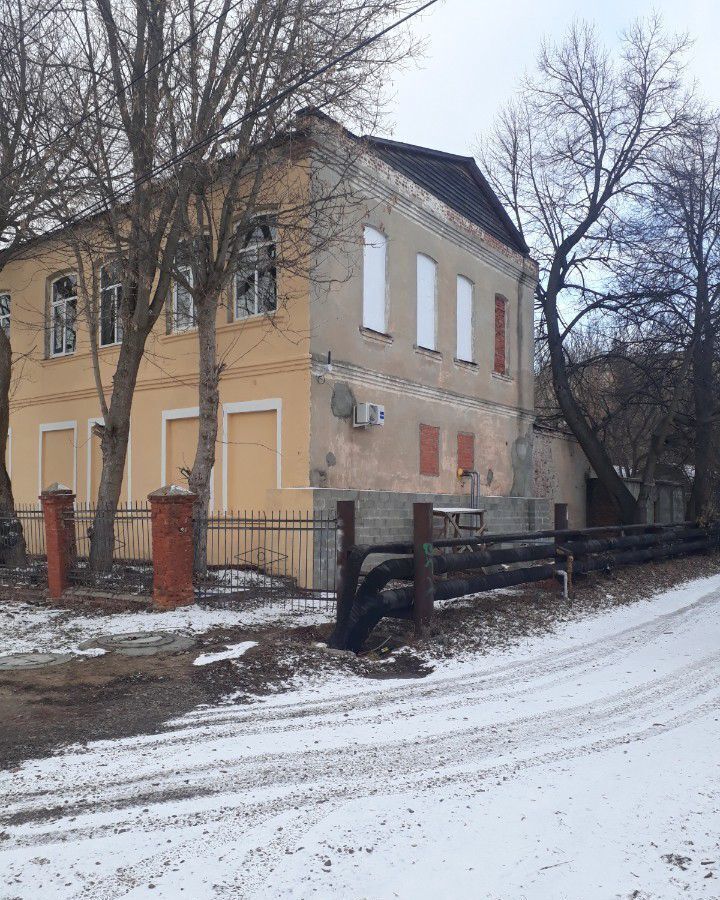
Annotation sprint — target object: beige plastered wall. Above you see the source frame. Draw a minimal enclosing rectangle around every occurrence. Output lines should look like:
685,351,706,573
2,167,313,509
308,140,538,497
533,426,591,528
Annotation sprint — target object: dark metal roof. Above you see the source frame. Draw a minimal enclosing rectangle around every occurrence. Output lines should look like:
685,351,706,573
363,136,529,255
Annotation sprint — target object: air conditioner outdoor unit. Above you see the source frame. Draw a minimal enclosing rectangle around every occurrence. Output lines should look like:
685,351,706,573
353,402,385,428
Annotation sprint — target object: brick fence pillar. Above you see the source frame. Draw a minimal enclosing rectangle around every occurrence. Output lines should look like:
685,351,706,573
148,486,197,609
40,483,76,599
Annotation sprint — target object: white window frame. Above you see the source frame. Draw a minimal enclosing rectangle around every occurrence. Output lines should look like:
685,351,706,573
416,253,437,351
6,425,11,478
0,292,10,336
38,420,77,496
221,398,282,512
362,225,388,333
50,275,77,357
99,265,123,347
87,417,132,503
160,407,213,510
456,275,474,362
172,266,195,332
233,218,278,321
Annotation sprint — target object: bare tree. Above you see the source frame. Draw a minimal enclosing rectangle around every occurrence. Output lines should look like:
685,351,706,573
177,126,366,572
60,0,419,570
0,0,81,562
483,18,690,523
615,112,720,520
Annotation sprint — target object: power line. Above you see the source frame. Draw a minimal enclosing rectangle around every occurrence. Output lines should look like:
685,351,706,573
42,0,443,239
1,0,251,185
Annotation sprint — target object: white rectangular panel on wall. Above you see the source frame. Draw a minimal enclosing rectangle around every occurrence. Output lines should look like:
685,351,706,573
362,226,387,333
416,254,437,350
456,275,473,361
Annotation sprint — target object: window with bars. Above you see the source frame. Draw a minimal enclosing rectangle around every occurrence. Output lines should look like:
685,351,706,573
234,218,277,320
0,293,9,336
100,263,123,346
51,274,77,356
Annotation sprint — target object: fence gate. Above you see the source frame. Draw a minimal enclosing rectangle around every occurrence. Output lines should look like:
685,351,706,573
195,510,339,609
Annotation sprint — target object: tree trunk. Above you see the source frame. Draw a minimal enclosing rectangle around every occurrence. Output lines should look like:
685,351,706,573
0,328,27,567
543,285,638,524
188,295,221,576
688,304,715,521
88,338,143,572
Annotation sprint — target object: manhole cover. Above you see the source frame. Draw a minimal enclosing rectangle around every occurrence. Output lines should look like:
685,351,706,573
80,632,196,657
0,651,75,671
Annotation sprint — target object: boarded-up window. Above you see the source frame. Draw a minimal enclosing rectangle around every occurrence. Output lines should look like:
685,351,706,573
41,427,75,491
166,417,198,487
456,275,473,361
457,433,474,471
419,424,440,476
226,409,278,510
362,226,387,333
494,295,507,374
416,254,437,350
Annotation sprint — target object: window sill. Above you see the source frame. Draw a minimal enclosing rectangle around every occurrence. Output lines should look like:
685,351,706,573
218,311,284,335
454,357,478,371
492,371,513,383
359,326,393,345
47,351,76,361
233,311,278,325
414,344,442,361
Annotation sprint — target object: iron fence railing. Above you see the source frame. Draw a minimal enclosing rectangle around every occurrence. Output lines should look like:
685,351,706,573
64,502,153,594
0,504,47,586
195,509,339,608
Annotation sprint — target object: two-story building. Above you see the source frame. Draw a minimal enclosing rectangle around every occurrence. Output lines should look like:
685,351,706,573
0,113,547,536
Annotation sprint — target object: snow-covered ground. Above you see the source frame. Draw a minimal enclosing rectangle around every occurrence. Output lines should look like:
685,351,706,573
0,599,333,657
3,575,720,899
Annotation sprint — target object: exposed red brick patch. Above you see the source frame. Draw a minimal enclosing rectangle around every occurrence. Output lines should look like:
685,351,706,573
457,432,475,471
494,295,507,375
148,490,196,609
40,489,76,599
419,424,440,476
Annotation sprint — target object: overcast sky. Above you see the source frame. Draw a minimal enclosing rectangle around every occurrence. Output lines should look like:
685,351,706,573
384,0,719,156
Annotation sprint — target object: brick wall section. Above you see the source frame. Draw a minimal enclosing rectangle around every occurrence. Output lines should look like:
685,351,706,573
148,489,196,609
457,432,475,471
494,295,507,374
419,424,440,476
41,488,76,599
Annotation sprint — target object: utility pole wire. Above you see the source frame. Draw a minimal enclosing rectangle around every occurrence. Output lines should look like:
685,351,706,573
36,0,443,241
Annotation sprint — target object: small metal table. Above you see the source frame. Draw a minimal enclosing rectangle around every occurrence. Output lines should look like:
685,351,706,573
432,507,487,551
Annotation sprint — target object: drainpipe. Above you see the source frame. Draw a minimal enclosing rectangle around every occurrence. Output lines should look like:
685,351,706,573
457,468,480,508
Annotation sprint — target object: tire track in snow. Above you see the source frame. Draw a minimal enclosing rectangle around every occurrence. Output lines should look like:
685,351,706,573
3,584,720,898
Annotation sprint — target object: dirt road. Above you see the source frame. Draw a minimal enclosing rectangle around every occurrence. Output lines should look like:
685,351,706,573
2,574,720,898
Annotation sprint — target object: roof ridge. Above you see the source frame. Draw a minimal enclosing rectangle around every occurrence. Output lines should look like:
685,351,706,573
362,134,475,164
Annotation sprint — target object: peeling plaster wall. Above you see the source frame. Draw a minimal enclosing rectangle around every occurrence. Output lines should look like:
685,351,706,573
533,426,591,528
308,134,538,498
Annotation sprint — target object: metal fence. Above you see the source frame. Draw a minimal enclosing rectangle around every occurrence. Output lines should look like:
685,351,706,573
0,504,47,587
195,509,339,608
64,502,153,594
